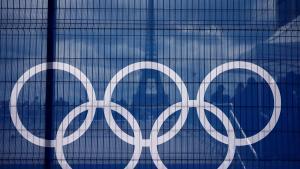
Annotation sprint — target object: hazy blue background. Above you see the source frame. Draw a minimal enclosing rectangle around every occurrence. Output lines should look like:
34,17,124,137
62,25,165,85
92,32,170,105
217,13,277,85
0,0,299,168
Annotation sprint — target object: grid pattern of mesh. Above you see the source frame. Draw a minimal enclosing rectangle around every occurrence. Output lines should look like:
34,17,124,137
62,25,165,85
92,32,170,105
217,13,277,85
0,0,300,168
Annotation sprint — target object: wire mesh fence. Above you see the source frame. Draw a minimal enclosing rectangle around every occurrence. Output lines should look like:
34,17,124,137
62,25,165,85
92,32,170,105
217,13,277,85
0,0,300,168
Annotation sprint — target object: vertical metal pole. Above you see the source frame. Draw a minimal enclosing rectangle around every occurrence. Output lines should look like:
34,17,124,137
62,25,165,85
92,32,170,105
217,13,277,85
45,0,56,168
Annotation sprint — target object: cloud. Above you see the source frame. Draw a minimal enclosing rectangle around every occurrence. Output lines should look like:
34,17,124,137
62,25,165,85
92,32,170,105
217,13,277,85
252,0,277,23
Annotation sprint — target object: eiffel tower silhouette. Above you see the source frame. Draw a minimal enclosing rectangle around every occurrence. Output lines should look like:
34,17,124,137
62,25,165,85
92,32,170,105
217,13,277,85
131,0,169,132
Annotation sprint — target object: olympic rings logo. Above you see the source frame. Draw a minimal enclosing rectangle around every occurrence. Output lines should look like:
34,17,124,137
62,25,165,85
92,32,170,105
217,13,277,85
9,61,281,169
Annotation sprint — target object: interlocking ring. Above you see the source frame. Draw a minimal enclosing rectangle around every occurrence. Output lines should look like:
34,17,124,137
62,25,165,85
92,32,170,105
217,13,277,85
9,61,281,169
103,62,189,147
149,101,236,169
10,62,97,147
196,61,281,146
55,101,143,169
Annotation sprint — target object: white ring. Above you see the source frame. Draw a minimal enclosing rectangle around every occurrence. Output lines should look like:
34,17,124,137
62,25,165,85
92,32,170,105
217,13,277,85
103,61,189,145
55,101,143,169
149,101,236,169
196,61,281,146
9,62,97,147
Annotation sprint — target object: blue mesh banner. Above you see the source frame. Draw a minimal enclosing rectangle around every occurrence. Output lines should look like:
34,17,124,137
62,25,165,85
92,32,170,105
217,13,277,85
0,0,300,168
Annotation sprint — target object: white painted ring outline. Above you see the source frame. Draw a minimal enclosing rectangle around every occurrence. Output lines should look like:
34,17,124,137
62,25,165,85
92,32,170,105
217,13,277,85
149,100,236,169
9,62,97,147
55,101,143,169
196,61,281,146
103,61,190,146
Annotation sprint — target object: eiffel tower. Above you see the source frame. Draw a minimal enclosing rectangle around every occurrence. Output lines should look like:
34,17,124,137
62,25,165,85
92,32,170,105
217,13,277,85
131,0,169,133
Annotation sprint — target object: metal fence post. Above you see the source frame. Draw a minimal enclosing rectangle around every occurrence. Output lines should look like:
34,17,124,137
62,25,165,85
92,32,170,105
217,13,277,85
45,0,57,168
